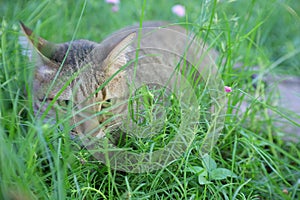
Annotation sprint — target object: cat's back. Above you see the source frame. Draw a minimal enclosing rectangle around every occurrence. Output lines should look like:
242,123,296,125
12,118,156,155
101,21,188,49
100,21,217,70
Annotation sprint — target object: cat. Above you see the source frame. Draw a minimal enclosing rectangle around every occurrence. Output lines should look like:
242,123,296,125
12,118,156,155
19,21,222,144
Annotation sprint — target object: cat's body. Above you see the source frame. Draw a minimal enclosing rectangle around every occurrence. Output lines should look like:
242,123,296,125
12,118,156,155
20,21,219,139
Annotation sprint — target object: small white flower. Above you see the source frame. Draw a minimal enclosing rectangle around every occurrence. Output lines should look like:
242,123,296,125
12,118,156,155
224,86,232,93
172,5,185,17
105,0,120,4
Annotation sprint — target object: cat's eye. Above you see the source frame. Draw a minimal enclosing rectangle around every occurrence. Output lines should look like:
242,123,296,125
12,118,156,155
57,99,71,107
39,97,53,102
39,97,72,108
102,99,112,109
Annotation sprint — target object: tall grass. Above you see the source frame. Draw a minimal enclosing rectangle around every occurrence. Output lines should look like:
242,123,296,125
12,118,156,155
0,0,299,199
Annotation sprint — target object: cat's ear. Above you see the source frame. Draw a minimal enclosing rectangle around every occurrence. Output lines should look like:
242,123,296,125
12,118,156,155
19,21,58,62
104,32,136,72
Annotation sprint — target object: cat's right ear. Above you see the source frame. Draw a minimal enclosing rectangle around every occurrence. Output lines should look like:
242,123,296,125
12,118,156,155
102,32,136,76
19,21,58,64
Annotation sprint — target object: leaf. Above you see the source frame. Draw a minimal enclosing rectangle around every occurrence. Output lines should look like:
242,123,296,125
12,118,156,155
187,166,210,185
186,166,206,175
210,168,238,180
198,175,212,185
202,154,217,171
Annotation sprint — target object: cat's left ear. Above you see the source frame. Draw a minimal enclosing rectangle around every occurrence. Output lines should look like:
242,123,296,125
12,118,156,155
103,32,136,74
19,21,58,61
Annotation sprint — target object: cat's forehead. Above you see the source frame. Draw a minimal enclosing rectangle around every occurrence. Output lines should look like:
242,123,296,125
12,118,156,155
50,39,97,66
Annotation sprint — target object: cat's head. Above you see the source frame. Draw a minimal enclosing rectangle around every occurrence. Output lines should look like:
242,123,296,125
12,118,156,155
20,22,135,137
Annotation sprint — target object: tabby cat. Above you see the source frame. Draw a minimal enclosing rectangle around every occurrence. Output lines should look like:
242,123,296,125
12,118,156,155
20,21,222,143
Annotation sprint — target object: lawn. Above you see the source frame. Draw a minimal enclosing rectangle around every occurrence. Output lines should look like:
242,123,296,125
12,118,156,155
0,0,299,199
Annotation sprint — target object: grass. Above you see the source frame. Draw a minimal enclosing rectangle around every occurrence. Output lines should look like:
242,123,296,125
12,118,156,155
1,0,300,199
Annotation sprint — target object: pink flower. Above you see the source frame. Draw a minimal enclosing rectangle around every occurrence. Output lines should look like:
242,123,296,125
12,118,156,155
224,86,232,93
105,0,120,12
105,0,120,4
111,4,119,12
172,5,185,17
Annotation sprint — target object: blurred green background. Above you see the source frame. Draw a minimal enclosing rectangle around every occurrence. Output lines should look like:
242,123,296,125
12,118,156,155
1,0,299,74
